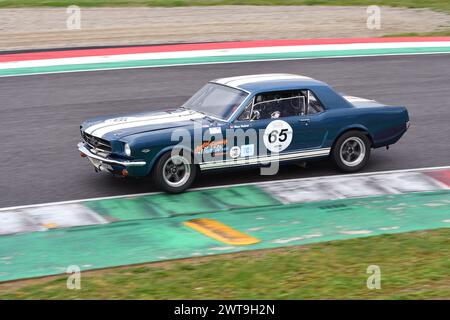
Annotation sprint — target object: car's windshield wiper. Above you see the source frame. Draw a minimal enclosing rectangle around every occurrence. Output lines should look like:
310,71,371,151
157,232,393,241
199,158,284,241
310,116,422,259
190,108,208,116
182,106,222,121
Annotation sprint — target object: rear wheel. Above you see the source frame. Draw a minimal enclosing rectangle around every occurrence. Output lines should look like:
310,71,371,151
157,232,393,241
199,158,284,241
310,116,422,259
331,131,371,172
153,150,197,193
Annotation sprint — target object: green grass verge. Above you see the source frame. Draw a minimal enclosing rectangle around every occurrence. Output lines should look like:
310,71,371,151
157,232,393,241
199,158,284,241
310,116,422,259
1,228,449,299
384,30,450,37
0,0,449,14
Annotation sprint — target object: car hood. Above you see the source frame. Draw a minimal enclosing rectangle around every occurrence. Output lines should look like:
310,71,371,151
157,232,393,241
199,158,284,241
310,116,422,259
82,109,212,140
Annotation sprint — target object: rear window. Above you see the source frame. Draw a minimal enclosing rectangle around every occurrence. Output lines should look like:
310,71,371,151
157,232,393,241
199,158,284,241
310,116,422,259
305,90,325,114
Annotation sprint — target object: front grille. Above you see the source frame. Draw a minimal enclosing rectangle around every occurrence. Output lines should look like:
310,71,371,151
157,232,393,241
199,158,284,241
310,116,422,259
81,131,112,153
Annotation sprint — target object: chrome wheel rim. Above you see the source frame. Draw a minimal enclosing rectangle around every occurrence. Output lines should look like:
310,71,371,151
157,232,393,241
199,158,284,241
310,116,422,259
339,137,366,167
162,155,191,188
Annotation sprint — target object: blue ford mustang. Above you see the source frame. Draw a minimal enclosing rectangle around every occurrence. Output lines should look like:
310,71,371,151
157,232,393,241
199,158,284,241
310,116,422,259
78,74,409,193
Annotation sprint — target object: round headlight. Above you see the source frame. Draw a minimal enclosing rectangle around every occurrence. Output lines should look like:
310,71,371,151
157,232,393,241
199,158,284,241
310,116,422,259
124,143,131,156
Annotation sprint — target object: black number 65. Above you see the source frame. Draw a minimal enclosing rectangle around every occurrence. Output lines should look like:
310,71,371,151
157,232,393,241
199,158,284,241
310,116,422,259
268,128,289,143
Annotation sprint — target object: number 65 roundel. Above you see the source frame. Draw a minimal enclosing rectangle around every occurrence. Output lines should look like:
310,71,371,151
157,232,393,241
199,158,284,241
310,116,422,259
263,120,293,152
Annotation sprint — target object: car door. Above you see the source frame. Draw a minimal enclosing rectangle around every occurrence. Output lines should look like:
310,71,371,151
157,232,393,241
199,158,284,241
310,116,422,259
230,90,306,160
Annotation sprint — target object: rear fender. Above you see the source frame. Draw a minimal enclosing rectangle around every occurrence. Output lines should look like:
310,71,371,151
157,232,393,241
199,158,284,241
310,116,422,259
332,124,374,149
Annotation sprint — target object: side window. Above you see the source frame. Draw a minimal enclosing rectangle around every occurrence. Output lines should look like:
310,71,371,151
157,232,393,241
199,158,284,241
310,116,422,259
306,90,325,114
250,90,306,121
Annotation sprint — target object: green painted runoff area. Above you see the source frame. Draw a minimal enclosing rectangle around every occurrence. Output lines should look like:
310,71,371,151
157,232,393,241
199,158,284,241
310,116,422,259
0,189,449,282
85,185,280,221
2,47,450,77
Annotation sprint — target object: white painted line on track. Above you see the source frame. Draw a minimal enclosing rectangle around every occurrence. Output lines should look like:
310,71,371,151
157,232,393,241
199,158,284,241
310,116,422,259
1,165,449,212
3,41,450,69
1,51,450,79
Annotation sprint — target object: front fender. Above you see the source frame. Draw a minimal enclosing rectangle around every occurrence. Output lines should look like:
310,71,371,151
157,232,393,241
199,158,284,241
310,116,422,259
145,145,197,176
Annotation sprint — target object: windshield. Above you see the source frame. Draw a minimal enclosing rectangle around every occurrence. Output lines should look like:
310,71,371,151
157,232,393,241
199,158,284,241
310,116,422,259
181,83,248,120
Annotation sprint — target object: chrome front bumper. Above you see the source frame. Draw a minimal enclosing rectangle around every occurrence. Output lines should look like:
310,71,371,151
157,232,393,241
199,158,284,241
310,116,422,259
78,142,146,167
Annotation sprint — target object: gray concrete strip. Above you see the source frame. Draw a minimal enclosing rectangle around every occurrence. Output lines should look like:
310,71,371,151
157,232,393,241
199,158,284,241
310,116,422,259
1,6,449,51
0,204,108,235
260,171,449,203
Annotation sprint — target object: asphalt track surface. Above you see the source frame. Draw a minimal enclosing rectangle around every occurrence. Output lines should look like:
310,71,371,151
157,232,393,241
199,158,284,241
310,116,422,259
1,54,449,208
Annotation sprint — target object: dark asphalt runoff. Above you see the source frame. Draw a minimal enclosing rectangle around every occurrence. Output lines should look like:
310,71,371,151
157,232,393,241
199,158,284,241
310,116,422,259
1,54,449,207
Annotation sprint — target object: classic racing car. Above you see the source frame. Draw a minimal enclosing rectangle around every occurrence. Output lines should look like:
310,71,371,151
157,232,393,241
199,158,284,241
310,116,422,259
78,74,409,193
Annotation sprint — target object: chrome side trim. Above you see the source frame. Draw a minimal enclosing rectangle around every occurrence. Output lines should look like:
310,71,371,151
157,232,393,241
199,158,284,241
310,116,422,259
78,143,146,167
199,148,331,170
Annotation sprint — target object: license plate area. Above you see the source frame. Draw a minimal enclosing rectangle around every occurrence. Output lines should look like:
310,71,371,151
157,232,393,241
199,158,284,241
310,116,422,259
88,157,113,172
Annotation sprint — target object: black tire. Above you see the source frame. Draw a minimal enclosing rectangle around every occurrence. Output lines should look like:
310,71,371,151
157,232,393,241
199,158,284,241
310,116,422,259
152,150,197,193
331,130,371,172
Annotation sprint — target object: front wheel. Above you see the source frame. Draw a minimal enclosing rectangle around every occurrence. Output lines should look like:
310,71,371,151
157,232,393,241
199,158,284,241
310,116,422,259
153,150,197,193
331,131,371,172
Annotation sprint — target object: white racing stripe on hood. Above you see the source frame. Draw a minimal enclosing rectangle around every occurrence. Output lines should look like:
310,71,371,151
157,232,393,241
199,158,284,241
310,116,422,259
85,110,194,135
86,110,204,138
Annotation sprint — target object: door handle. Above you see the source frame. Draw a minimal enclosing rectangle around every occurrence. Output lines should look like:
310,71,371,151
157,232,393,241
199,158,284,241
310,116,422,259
299,118,311,125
